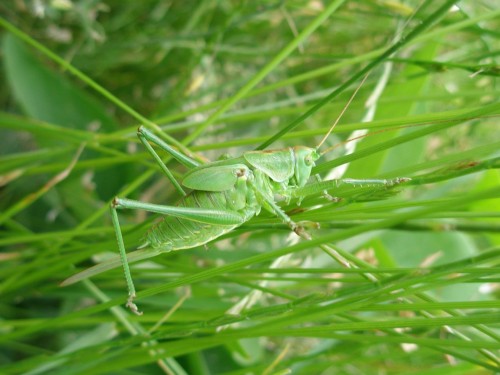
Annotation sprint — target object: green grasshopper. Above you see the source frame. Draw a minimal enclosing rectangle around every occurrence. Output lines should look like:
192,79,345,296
62,85,410,315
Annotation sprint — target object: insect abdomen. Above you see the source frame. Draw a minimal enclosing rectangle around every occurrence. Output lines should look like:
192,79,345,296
145,190,256,251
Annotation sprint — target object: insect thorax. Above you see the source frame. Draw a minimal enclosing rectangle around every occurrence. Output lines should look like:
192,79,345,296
145,146,319,250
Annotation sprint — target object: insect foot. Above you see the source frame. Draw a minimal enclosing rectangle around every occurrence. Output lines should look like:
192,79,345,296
291,222,311,240
111,197,120,208
294,225,311,240
298,220,321,230
292,221,319,241
126,294,143,316
390,177,412,186
322,193,342,202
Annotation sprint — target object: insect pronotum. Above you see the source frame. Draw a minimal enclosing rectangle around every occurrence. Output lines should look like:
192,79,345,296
62,77,411,315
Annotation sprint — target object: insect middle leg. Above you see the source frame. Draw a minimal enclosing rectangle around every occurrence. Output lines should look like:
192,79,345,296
137,126,201,196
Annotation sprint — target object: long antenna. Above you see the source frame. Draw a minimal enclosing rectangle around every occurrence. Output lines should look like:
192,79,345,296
316,73,370,150
318,113,499,157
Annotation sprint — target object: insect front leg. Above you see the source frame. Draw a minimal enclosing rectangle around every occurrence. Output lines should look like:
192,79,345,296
288,176,412,201
314,174,342,203
250,172,316,240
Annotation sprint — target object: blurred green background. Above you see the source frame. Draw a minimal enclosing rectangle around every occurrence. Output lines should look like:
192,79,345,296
0,1,499,374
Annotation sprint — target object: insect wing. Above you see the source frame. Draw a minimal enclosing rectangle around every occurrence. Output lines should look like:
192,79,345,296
183,164,248,191
244,149,294,183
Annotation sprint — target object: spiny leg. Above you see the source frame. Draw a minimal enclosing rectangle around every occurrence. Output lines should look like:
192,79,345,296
339,177,412,187
288,176,412,201
272,176,411,235
137,126,201,196
336,177,413,201
314,174,341,202
111,197,246,314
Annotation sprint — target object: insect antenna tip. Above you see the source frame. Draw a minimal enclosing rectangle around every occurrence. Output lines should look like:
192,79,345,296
316,73,370,152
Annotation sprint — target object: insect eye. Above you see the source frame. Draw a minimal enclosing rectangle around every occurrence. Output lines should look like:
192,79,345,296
305,156,312,166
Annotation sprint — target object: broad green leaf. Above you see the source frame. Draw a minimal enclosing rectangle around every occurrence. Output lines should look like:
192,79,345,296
2,34,130,199
3,34,117,135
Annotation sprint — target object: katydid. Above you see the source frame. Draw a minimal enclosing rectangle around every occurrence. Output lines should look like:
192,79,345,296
62,81,411,315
